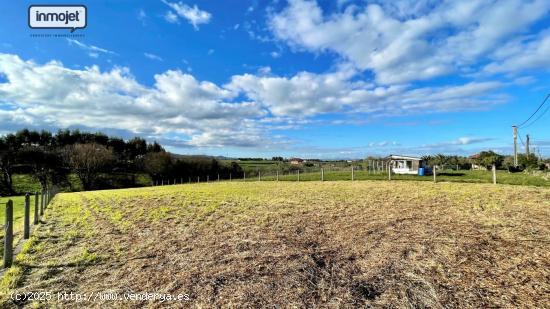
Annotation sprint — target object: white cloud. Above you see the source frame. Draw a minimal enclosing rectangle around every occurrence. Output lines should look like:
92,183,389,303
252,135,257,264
138,9,147,26
0,53,507,149
368,141,399,147
144,53,164,61
0,53,265,148
66,39,117,58
257,66,272,75
227,65,503,117
484,30,550,74
269,0,550,84
270,51,281,58
162,1,211,30
164,10,179,24
421,137,494,148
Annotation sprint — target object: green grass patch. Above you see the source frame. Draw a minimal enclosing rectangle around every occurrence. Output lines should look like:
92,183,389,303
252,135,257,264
250,169,549,187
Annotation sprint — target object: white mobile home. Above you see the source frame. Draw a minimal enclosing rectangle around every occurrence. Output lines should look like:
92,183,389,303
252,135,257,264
386,155,426,175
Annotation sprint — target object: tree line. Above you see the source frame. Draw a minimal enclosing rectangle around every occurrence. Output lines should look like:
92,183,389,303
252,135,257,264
0,129,242,195
422,151,545,170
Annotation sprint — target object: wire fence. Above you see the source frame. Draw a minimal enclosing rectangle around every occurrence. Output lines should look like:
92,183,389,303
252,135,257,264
1,188,58,268
150,163,508,186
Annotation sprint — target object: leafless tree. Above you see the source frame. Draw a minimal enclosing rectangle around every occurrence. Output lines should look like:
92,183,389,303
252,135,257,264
66,143,114,190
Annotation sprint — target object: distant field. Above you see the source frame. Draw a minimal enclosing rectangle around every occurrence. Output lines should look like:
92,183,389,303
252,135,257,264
240,169,550,187
2,181,549,307
10,173,152,195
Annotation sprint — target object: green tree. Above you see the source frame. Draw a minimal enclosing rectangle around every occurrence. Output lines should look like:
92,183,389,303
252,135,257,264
475,151,504,169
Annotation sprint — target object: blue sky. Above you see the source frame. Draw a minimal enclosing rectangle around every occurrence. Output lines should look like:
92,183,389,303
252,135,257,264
0,0,549,159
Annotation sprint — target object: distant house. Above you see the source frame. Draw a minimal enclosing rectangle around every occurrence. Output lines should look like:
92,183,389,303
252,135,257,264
386,155,426,175
468,154,485,170
289,158,304,165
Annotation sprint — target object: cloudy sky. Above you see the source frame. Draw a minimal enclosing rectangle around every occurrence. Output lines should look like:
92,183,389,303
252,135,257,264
0,0,549,158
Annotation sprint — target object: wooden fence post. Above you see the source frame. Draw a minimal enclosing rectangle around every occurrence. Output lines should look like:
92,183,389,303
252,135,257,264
258,171,261,181
4,200,13,268
40,191,44,215
24,193,30,239
492,164,497,184
351,166,354,181
276,170,279,181
321,168,324,181
34,191,39,225
243,172,246,181
433,166,437,183
197,176,200,183
229,173,232,182
297,170,300,182
218,174,220,182
388,161,392,181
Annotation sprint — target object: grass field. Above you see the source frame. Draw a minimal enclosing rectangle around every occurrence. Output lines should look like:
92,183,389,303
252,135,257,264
245,169,550,187
9,173,153,195
1,181,549,307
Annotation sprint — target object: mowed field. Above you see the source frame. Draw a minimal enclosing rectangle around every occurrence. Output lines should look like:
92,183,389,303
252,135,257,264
1,181,549,308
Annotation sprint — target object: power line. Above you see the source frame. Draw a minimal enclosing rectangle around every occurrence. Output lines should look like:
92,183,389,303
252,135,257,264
521,100,550,129
517,92,550,128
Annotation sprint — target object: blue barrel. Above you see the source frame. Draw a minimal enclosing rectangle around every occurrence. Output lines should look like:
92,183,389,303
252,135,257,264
418,167,425,176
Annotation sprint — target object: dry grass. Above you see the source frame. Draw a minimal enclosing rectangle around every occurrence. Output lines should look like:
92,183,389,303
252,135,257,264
1,181,549,308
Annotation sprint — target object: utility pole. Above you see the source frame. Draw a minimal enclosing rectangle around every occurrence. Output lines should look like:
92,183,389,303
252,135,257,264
526,134,530,156
512,126,518,166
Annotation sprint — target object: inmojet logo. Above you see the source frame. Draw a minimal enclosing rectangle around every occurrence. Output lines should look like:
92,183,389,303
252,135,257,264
28,5,87,32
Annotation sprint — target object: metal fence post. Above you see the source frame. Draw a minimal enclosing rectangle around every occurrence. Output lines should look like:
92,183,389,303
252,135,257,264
492,164,497,184
433,166,437,183
4,200,13,268
388,161,392,181
24,193,30,239
258,171,261,181
297,170,300,182
351,166,354,181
